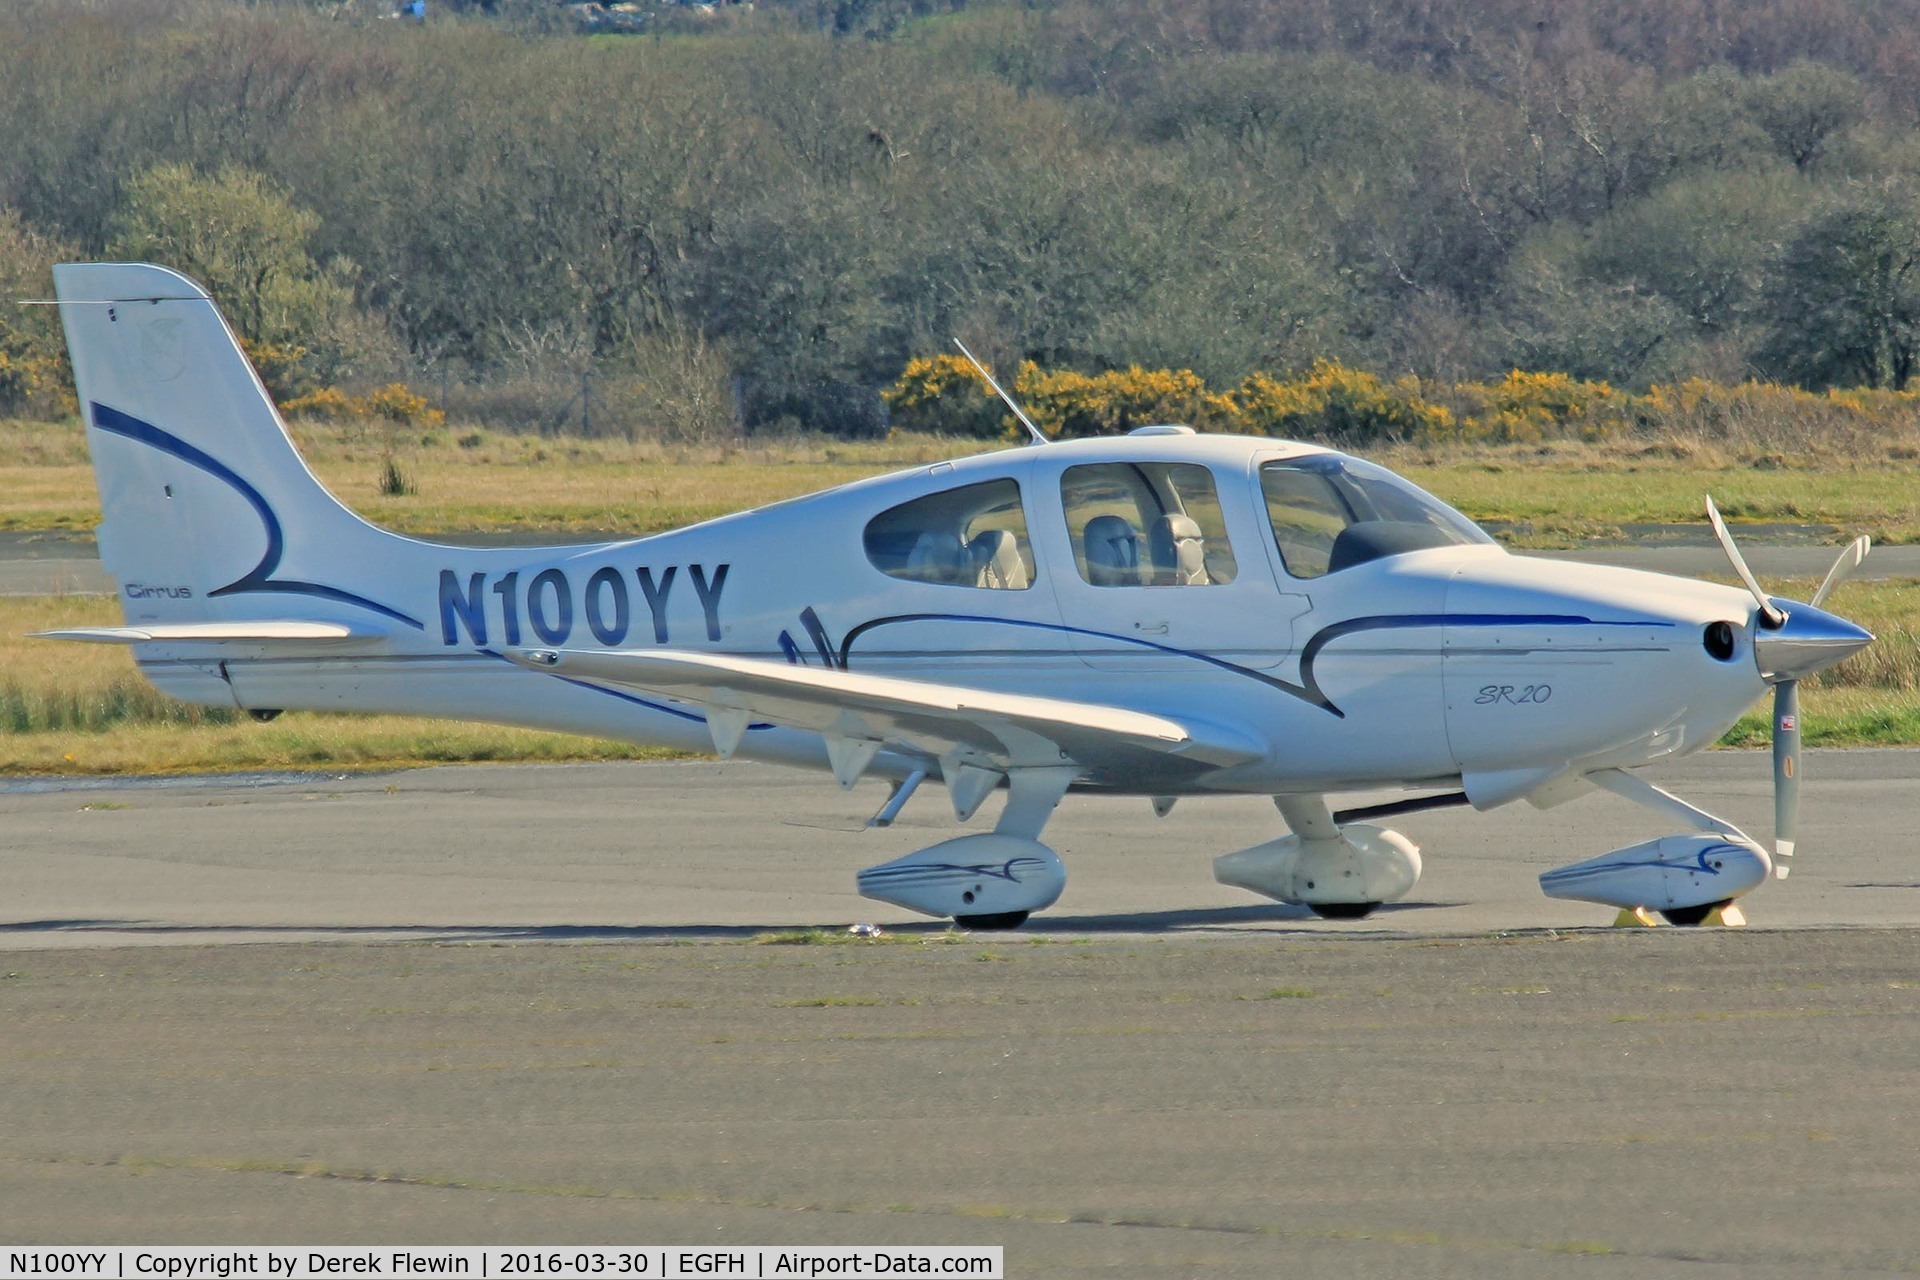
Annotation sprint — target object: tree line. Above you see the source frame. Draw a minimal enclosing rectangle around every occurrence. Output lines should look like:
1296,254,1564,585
2,0,1919,435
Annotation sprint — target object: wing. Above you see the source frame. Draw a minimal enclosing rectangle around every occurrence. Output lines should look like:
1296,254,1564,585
34,621,386,645
505,646,1266,793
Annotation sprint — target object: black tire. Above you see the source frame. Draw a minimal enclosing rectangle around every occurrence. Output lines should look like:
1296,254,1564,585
1309,902,1381,920
1659,900,1729,927
954,911,1030,930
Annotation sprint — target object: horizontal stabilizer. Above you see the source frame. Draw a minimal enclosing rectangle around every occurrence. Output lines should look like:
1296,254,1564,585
35,621,385,645
507,646,1265,775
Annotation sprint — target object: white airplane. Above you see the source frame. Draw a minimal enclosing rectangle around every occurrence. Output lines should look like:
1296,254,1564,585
40,263,1876,928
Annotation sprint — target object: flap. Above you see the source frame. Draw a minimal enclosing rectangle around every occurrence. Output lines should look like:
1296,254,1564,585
508,647,1266,775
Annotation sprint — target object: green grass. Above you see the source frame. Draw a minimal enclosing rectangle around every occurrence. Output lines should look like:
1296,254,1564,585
1720,687,1920,748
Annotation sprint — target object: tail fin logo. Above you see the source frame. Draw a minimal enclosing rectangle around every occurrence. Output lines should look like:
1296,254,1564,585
139,319,188,382
90,401,423,630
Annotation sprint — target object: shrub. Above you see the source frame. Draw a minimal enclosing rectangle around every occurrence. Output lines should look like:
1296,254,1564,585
378,455,417,497
280,382,443,426
0,350,72,418
240,340,319,403
883,355,1005,438
1232,361,1453,444
1011,363,1236,439
1448,370,1620,442
279,386,354,420
0,209,76,419
879,353,1920,452
362,382,444,426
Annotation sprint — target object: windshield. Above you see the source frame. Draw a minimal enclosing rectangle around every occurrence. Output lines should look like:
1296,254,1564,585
1261,453,1494,579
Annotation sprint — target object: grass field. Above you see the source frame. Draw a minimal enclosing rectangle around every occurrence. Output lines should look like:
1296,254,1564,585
0,597,677,774
0,417,972,537
5,415,1920,543
1393,448,1920,548
2,415,1916,772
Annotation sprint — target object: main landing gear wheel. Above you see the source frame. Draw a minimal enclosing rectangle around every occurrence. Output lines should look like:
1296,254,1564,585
1309,902,1381,920
955,911,1030,930
1658,900,1730,927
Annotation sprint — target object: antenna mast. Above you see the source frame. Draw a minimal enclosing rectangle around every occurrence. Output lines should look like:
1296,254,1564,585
953,339,1048,447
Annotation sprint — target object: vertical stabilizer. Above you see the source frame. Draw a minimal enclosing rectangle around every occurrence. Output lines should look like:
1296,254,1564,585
54,263,425,632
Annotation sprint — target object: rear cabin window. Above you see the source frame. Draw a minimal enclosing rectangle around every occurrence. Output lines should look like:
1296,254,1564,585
863,479,1036,589
1058,462,1238,587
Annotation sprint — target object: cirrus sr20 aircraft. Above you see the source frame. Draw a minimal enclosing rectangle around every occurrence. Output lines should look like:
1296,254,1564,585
40,263,1876,928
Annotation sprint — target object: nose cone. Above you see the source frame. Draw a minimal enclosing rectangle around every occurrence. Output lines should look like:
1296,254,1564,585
1754,598,1874,683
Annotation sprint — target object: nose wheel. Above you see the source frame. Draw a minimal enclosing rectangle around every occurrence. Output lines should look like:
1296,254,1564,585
1658,899,1731,927
955,911,1030,930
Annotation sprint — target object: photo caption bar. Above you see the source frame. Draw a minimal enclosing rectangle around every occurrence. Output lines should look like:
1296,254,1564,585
0,1249,1003,1280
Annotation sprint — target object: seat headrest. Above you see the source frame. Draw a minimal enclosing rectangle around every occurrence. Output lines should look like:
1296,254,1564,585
968,529,1030,590
906,529,968,584
1149,513,1209,585
1083,515,1143,586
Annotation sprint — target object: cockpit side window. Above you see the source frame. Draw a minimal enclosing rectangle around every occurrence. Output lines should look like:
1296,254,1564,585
1259,466,1351,579
1261,455,1493,579
1059,462,1238,587
863,478,1035,589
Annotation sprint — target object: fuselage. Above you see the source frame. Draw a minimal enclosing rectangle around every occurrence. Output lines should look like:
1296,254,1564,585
118,430,1770,800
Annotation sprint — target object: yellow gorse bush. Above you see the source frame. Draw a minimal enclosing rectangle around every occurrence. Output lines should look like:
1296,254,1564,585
884,357,1920,446
362,383,443,426
282,382,445,427
1013,362,1237,438
883,354,1005,438
279,386,354,419
1450,370,1618,442
1234,361,1454,442
885,354,983,414
884,355,1240,439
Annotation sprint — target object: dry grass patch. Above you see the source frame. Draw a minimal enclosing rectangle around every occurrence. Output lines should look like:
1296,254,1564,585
9,413,1920,543
0,595,675,774
0,416,989,536
1384,449,1920,546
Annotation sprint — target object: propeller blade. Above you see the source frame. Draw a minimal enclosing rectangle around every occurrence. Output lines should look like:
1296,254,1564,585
1773,679,1800,875
1811,535,1871,608
1706,495,1786,628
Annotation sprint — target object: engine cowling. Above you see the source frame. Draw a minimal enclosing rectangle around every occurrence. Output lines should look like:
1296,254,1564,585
857,834,1066,919
1539,833,1771,911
